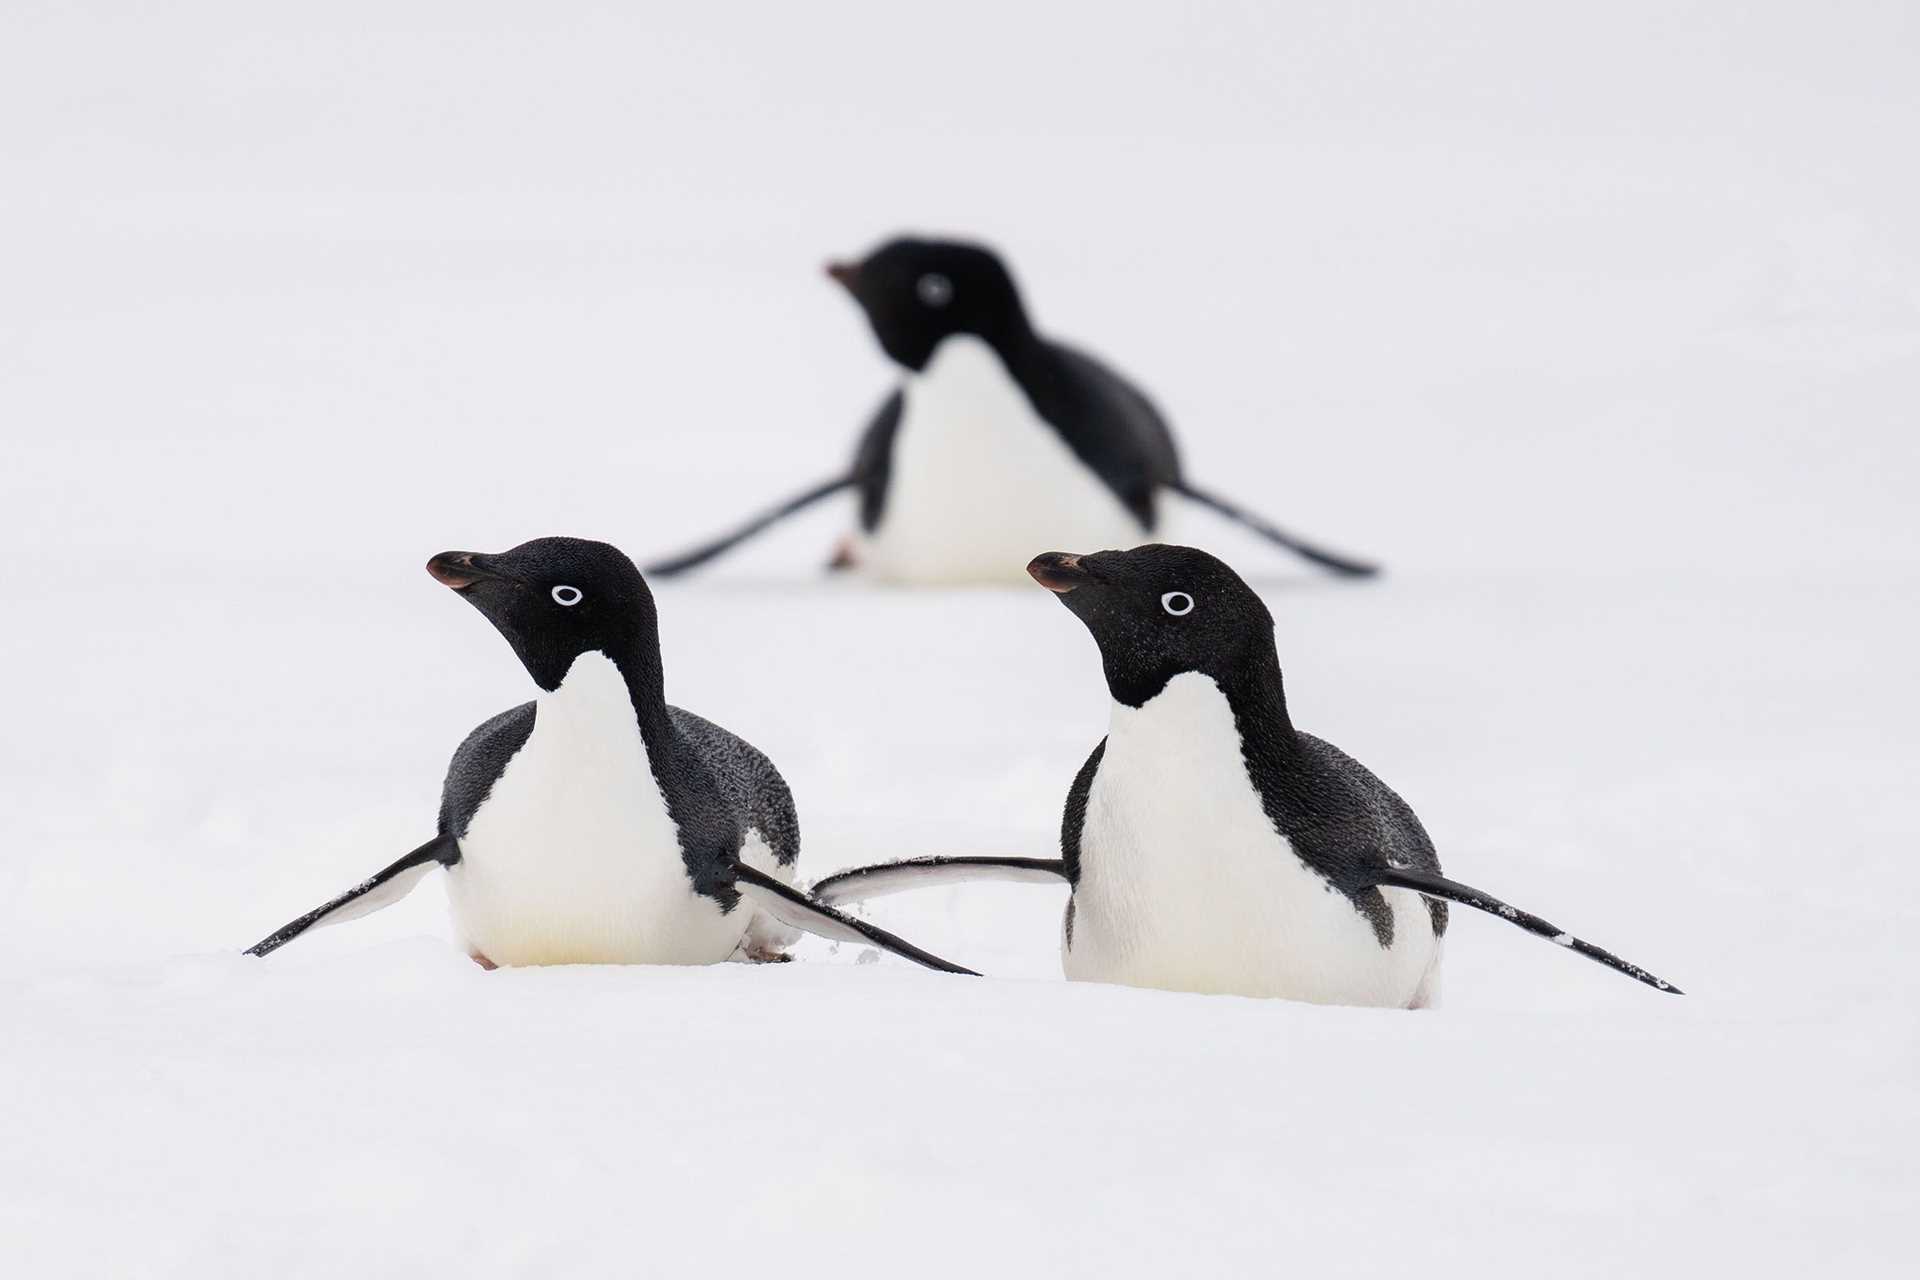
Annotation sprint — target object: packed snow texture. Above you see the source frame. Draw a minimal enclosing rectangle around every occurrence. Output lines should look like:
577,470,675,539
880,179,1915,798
2,3,1916,1277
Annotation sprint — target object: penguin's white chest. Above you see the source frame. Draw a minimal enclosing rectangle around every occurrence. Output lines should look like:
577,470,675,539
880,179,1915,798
1064,673,1437,1007
447,653,743,967
859,335,1147,584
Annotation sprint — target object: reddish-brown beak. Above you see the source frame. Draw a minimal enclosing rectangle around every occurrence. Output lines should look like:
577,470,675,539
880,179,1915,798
1027,552,1087,593
426,551,484,590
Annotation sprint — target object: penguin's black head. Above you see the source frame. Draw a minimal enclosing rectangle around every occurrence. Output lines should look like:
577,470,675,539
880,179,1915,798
427,537,658,692
1029,545,1275,707
826,237,1029,370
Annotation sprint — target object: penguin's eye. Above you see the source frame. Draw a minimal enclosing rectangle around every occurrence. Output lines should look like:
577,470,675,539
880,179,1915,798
551,585,583,607
916,273,953,308
1160,591,1194,617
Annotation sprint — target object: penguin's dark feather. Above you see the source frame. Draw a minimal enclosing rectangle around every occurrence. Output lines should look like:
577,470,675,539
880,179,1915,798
243,834,459,958
852,389,903,532
1059,738,1106,886
670,706,799,868
1374,866,1681,994
439,703,535,838
1283,732,1448,942
643,475,855,577
1007,341,1181,528
733,863,979,976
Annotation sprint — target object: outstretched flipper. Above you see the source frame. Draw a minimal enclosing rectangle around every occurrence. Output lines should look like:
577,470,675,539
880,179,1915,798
1375,865,1681,994
812,856,1069,907
245,835,460,958
1171,479,1380,578
644,474,854,577
732,861,978,976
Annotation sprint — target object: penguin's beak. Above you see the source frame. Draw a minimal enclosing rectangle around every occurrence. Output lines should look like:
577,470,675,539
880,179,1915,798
1027,552,1088,593
824,260,859,289
427,551,510,592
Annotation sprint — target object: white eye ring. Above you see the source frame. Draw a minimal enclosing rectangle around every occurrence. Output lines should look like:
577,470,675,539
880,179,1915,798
916,272,953,308
1160,591,1194,617
551,585,583,607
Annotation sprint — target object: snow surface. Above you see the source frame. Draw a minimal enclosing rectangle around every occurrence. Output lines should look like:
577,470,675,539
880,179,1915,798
3,3,1917,1276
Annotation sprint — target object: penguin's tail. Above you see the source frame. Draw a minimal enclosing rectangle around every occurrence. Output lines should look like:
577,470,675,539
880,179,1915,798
811,856,1069,907
644,473,855,578
1374,865,1683,995
1168,479,1381,578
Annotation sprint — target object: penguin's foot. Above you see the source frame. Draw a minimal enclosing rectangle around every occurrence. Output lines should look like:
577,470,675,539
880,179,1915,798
825,536,860,572
733,940,794,964
467,950,497,971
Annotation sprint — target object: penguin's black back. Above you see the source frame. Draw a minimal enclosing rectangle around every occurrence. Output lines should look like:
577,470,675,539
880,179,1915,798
1046,342,1183,493
1292,733,1443,879
1260,730,1450,942
435,701,800,870
1003,340,1183,528
667,705,800,867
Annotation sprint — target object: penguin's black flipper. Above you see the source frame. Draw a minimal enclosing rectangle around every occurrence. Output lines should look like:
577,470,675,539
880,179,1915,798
244,834,460,959
850,389,903,533
731,862,978,975
811,856,1069,907
1169,480,1381,578
644,474,855,577
1374,865,1682,994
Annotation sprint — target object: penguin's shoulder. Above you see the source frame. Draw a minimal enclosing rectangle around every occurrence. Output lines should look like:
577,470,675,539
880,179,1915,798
1048,342,1182,479
1022,340,1183,525
666,705,799,867
1266,731,1449,940
1287,732,1441,876
438,701,536,838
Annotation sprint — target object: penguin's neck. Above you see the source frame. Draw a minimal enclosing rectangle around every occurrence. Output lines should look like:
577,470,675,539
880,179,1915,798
980,320,1044,384
922,312,1042,381
1216,637,1299,744
543,640,673,751
1111,639,1301,757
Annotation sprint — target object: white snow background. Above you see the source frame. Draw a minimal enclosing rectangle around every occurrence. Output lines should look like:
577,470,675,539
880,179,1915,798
3,3,1917,1276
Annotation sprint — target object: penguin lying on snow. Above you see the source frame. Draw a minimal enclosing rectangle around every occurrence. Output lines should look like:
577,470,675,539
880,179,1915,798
812,545,1680,1007
244,536,971,974
646,237,1379,584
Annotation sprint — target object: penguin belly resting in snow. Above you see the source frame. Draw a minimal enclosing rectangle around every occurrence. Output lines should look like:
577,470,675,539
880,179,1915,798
645,236,1379,585
811,544,1680,1007
244,536,972,975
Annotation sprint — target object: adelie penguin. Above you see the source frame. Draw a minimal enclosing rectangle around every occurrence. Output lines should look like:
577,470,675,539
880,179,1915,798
244,536,971,975
811,545,1680,1007
645,236,1379,584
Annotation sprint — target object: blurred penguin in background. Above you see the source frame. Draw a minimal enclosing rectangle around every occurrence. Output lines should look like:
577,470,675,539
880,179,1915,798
646,236,1380,584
